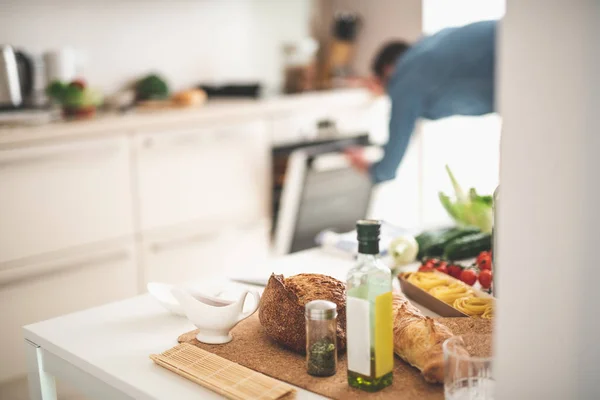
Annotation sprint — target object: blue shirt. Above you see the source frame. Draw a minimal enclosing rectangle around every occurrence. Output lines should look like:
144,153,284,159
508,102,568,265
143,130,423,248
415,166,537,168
370,20,497,184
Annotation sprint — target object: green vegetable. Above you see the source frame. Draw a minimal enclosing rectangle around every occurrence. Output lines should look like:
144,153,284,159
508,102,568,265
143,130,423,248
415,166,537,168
415,226,480,258
46,80,68,102
389,234,419,266
439,165,493,233
46,80,102,108
62,84,85,107
135,74,169,101
443,232,492,260
415,227,454,258
422,227,481,258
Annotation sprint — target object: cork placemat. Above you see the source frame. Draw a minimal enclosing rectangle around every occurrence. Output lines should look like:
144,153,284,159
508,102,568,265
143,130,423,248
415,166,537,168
178,315,492,400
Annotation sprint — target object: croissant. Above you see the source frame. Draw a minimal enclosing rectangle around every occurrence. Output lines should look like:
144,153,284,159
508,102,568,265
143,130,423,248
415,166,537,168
392,293,454,383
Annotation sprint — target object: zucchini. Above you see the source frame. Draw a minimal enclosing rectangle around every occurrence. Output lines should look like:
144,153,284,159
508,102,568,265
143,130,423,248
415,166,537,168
416,226,480,258
443,232,492,260
415,227,453,257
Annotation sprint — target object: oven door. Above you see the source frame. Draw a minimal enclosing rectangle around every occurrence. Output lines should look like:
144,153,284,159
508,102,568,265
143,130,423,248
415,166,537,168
273,143,382,255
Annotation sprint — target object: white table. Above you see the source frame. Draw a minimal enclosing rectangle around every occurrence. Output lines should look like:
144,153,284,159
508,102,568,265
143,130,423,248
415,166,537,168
23,249,433,400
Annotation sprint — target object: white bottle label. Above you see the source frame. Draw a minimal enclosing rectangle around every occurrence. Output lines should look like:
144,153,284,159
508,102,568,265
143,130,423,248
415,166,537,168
346,296,371,376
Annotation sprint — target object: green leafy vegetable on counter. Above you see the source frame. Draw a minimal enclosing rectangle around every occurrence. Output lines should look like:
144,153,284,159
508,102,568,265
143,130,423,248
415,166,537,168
135,74,169,101
439,165,493,233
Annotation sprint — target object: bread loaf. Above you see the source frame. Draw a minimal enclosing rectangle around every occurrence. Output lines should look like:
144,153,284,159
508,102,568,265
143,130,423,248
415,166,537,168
259,273,346,354
392,293,455,383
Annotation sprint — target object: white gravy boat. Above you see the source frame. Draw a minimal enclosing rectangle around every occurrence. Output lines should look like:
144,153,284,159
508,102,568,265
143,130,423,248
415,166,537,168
171,287,260,344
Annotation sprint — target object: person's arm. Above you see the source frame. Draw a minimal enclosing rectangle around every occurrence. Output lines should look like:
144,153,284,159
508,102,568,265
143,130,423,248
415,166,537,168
369,84,422,184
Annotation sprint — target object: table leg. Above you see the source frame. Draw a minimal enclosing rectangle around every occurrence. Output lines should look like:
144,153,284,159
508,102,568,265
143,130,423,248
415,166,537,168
25,339,57,400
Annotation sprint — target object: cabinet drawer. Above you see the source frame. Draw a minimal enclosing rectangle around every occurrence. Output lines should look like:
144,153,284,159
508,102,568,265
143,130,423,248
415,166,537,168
0,241,137,383
134,120,269,231
0,137,134,264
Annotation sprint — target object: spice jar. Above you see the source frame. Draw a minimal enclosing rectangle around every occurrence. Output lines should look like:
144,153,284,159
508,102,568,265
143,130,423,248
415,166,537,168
305,300,338,377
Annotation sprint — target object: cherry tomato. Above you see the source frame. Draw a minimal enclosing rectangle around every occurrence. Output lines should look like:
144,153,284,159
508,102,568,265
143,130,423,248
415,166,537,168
435,261,448,275
459,269,478,286
476,251,492,271
70,79,86,90
435,265,448,274
418,264,434,272
476,251,490,264
447,264,463,279
478,269,493,289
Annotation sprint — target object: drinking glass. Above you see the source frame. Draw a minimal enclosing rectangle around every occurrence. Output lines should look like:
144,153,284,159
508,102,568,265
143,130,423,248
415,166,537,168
443,334,494,400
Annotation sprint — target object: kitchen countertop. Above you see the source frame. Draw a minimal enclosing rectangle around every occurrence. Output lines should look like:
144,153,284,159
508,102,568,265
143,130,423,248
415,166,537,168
0,88,373,149
23,248,433,400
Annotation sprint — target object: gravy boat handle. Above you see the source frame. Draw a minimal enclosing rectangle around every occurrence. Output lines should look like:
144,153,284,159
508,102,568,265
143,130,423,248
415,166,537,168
236,290,260,323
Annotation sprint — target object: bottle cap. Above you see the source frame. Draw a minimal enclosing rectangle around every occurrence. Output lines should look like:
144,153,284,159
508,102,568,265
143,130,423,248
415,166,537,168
356,219,381,242
305,300,337,320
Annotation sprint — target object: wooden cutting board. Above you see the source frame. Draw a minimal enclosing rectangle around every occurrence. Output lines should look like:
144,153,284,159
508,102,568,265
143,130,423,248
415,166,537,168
178,315,491,400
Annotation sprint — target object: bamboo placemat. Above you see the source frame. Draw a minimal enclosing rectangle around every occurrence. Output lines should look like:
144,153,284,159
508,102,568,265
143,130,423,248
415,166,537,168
151,343,296,400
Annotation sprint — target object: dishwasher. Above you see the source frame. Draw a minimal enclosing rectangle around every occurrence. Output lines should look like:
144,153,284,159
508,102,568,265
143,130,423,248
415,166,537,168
271,135,382,255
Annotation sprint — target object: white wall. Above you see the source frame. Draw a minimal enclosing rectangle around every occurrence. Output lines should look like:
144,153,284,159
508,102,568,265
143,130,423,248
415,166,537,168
497,0,600,398
0,0,311,94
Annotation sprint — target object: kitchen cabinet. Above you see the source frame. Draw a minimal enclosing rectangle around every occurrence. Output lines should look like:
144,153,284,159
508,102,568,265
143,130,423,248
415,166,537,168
0,136,134,264
141,219,270,285
0,239,137,383
134,120,270,232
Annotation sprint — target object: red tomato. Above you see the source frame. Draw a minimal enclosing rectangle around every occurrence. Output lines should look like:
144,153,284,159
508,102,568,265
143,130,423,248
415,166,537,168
447,264,463,279
418,264,434,272
459,269,478,286
476,251,490,264
479,269,493,289
435,261,448,275
476,251,492,271
435,265,448,274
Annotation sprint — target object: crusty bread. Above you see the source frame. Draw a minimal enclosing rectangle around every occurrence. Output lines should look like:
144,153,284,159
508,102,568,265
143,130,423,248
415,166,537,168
392,293,456,383
259,273,346,354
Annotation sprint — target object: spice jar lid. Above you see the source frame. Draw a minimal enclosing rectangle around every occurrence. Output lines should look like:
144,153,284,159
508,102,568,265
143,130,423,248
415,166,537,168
305,300,337,320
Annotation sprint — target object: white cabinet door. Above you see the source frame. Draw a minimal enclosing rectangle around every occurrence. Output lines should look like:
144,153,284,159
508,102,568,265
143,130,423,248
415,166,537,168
134,120,269,231
141,220,270,285
0,136,134,264
0,240,137,383
420,115,501,227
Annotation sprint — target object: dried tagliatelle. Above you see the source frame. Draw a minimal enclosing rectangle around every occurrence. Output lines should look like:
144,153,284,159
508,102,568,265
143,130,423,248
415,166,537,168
429,283,473,305
453,297,494,317
406,272,449,291
482,305,494,319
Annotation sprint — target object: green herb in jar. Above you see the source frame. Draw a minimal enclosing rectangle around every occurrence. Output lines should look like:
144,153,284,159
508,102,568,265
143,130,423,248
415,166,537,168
307,338,337,377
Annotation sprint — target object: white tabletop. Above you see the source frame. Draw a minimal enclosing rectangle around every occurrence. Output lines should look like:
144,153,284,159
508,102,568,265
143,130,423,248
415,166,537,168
23,249,432,400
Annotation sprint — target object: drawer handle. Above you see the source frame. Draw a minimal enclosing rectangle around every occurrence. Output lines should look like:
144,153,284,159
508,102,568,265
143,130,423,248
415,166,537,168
0,249,130,288
150,231,217,254
0,144,119,169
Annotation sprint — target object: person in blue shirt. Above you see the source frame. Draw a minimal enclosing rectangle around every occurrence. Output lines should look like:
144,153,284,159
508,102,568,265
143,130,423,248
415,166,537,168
347,20,497,184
